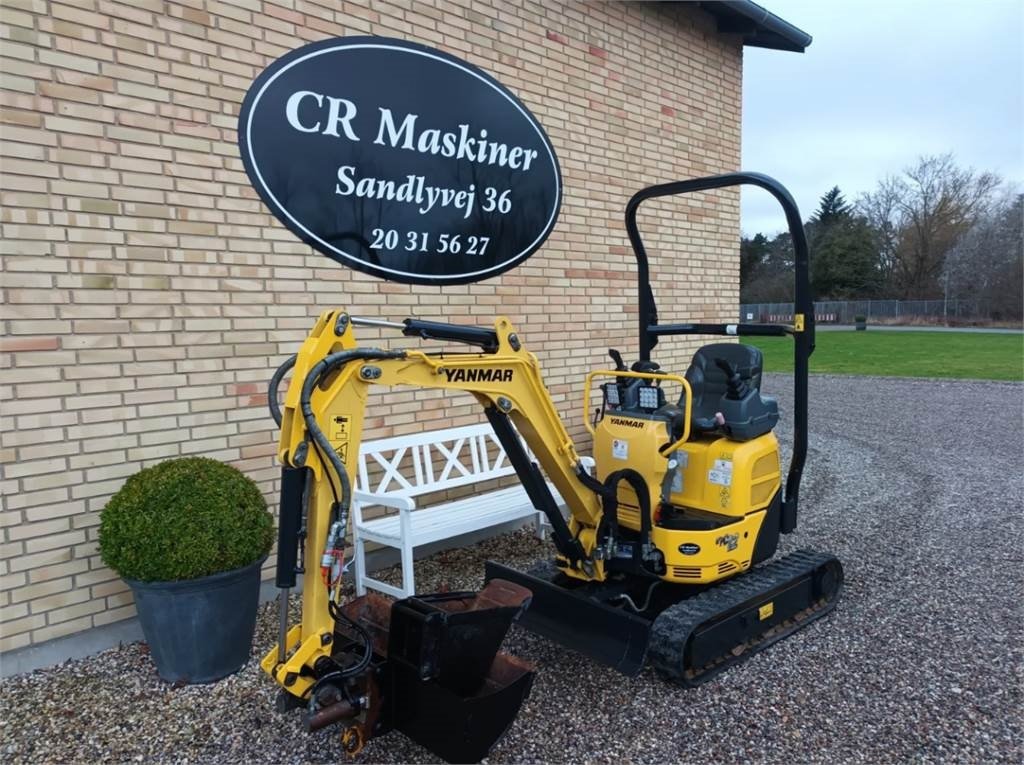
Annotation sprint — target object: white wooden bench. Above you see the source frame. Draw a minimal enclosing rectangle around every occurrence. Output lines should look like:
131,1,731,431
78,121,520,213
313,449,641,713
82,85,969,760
352,422,585,599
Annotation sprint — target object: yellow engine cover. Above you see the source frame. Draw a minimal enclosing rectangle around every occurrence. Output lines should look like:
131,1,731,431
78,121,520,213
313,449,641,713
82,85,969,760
592,413,671,528
592,412,781,585
670,432,781,517
658,432,782,582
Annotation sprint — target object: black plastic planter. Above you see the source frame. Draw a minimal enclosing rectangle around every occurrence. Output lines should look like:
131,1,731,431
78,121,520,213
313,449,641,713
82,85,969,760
126,556,266,684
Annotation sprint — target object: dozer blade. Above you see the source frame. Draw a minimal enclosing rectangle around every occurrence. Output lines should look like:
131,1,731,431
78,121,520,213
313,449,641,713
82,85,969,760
487,551,842,687
343,579,535,763
485,560,652,675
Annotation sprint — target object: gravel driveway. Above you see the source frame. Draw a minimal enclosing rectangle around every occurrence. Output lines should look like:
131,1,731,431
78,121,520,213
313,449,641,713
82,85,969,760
3,375,1022,764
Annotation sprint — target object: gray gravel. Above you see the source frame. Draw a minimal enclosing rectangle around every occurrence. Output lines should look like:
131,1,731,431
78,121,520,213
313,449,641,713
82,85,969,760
3,375,1022,764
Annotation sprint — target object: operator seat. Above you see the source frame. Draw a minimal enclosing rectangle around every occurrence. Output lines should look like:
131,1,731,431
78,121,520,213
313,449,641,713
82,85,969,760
683,343,779,441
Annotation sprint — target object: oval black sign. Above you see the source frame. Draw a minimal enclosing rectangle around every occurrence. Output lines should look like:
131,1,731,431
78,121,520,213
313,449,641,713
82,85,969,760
678,543,701,556
238,36,562,285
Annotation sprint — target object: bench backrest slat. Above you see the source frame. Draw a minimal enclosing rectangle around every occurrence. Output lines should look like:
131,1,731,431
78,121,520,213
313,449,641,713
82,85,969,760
356,422,525,499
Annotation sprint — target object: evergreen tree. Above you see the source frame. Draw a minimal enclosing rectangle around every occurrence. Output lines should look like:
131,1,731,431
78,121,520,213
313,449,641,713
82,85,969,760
739,232,794,303
811,215,883,298
810,186,850,226
805,185,881,298
740,233,770,286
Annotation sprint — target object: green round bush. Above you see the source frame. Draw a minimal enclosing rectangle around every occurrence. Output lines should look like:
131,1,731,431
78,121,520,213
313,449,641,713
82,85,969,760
99,457,274,582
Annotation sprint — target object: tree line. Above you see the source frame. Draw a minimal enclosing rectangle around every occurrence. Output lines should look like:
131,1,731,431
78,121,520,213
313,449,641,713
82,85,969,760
741,154,1023,320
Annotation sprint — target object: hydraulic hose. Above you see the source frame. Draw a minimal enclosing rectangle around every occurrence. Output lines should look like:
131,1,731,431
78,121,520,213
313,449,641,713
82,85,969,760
614,579,661,613
577,464,656,574
298,349,407,522
297,348,406,704
269,354,297,427
307,601,376,710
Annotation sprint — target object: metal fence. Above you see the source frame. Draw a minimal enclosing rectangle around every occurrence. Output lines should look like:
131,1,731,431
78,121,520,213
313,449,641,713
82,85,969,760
739,299,996,325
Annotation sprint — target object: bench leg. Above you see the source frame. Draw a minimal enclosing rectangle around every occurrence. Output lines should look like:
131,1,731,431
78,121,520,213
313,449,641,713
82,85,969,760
399,539,415,598
354,533,367,597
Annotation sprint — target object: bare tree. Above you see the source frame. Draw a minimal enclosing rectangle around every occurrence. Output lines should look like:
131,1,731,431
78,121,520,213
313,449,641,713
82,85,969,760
858,154,1002,298
946,191,1024,320
857,178,902,294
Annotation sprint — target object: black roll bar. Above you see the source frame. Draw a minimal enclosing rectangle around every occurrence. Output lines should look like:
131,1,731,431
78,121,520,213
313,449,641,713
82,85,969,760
624,172,814,533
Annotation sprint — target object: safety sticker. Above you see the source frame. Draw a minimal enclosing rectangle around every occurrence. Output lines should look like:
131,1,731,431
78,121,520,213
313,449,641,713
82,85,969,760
612,439,629,461
331,415,350,440
332,415,352,463
708,458,732,486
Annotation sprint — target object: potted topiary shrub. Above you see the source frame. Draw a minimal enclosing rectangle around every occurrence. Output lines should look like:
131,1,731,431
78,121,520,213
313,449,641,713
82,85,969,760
854,314,868,331
100,457,274,684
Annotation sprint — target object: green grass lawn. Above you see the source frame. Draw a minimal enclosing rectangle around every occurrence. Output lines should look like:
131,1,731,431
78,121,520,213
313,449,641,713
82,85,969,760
747,331,1024,381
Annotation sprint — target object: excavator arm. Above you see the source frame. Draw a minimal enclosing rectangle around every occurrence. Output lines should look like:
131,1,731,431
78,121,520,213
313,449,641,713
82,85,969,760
276,308,608,596
262,309,624,727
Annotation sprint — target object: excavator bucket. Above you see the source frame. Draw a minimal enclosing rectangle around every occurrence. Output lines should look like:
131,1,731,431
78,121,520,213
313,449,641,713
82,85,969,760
342,579,535,763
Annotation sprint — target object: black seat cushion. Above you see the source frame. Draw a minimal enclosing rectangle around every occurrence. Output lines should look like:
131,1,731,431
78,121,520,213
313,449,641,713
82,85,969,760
683,343,778,440
684,343,764,415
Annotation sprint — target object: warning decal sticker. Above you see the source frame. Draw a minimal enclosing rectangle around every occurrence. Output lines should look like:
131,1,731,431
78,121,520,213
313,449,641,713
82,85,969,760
330,415,351,441
331,414,351,463
708,458,733,486
612,439,629,461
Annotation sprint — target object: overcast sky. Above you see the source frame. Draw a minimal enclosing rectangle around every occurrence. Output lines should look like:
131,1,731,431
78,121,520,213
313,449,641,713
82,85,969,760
740,0,1024,236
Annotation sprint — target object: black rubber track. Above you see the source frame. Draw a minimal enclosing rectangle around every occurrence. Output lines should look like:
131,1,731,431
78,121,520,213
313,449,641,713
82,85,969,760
648,549,843,687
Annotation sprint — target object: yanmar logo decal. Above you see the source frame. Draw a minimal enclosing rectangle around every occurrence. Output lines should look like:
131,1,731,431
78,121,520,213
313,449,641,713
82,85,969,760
442,368,514,383
609,417,644,429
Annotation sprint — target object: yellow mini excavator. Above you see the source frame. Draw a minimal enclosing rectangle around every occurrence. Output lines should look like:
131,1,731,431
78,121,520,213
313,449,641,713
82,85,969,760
260,173,843,762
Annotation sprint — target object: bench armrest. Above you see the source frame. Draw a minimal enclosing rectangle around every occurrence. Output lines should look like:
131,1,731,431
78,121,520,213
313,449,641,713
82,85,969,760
353,489,416,539
354,489,416,512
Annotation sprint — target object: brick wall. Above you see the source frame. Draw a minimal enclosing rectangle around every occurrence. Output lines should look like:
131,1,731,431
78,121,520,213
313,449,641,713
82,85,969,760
0,0,742,652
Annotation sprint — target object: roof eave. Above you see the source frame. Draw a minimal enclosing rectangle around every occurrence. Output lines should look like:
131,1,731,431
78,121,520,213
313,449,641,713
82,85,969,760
696,0,813,52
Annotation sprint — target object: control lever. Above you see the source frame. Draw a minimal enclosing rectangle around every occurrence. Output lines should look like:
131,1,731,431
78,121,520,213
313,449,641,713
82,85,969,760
608,348,630,391
714,358,750,400
631,360,661,374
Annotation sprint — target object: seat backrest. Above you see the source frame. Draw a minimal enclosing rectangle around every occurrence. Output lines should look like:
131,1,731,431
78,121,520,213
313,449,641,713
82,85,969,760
357,423,522,499
684,343,765,411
